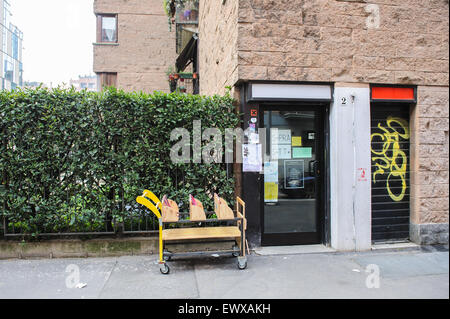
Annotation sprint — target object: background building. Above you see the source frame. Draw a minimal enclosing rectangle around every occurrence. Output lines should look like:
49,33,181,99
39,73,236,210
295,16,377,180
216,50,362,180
69,75,97,92
93,0,177,92
0,0,23,90
23,81,46,89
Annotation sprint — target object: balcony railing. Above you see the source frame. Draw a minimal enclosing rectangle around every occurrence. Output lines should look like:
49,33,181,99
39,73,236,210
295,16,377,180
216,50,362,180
165,0,199,93
175,1,199,25
165,0,199,53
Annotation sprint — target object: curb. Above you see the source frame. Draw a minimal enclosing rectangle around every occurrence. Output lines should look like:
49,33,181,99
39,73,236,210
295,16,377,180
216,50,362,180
0,237,159,260
0,237,237,260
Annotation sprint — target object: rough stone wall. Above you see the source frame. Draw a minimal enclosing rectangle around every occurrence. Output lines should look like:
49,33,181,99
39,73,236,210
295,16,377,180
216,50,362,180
410,86,449,233
232,0,449,243
198,0,239,95
93,0,176,93
237,0,449,86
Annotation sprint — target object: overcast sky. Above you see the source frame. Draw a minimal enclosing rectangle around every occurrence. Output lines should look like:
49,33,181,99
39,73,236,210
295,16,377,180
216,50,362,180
12,0,96,86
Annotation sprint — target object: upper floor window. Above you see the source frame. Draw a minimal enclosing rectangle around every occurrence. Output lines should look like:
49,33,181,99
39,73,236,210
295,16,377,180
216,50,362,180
4,1,11,28
12,33,19,60
4,57,14,82
96,14,117,43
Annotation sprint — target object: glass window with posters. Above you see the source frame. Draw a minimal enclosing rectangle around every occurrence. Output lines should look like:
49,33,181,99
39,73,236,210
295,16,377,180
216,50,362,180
262,108,324,245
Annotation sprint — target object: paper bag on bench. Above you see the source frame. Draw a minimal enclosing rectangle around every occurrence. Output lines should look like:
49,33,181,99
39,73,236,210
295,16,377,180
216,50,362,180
189,194,206,221
214,193,235,220
161,195,179,222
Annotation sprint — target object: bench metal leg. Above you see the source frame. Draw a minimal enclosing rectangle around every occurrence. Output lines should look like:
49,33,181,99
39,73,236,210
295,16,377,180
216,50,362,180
163,249,173,261
237,219,247,270
232,244,240,257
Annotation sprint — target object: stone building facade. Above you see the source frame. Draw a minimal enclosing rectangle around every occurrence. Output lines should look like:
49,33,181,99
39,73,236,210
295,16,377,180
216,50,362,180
198,0,239,95
198,0,449,249
93,0,176,92
94,0,448,250
200,0,448,93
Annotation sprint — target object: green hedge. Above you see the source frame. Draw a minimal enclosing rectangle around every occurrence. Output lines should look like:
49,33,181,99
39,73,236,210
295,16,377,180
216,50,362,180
0,87,239,235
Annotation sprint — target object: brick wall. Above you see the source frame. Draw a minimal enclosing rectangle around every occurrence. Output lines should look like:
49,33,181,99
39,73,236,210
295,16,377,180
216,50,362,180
93,0,176,93
198,0,239,95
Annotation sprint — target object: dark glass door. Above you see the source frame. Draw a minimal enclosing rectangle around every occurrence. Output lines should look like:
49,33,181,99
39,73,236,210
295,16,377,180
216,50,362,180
261,106,325,246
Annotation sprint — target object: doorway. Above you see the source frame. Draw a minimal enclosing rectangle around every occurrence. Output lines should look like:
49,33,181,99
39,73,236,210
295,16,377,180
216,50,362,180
260,105,327,246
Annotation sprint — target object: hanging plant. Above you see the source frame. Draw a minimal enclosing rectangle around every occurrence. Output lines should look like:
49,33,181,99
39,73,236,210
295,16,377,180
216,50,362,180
163,0,199,26
163,0,176,18
163,0,176,30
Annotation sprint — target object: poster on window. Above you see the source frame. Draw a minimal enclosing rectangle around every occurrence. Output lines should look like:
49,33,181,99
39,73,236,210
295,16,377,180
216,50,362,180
242,144,262,172
277,144,291,159
264,182,279,203
264,161,279,203
292,147,312,158
271,129,292,145
270,142,292,160
264,161,278,182
284,160,305,189
292,136,302,147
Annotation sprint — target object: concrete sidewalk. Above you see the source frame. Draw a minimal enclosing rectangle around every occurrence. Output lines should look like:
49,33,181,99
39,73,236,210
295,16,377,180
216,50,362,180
0,247,448,299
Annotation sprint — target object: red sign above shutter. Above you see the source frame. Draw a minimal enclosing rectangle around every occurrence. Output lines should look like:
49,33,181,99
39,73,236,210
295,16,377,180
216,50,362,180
372,87,415,101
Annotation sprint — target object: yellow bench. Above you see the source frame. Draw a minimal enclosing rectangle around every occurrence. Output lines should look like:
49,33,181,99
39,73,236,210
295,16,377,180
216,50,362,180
136,190,247,274
163,227,242,241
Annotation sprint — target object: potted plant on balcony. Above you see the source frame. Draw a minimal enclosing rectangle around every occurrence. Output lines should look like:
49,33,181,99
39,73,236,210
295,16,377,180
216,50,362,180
166,66,178,92
181,0,199,21
164,0,199,25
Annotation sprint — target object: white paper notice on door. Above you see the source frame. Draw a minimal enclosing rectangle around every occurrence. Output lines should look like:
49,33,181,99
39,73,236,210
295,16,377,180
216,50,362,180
242,144,262,172
271,129,292,145
248,132,259,144
271,144,292,160
270,129,292,160
264,161,279,203
264,161,278,183
278,145,291,159
270,144,292,161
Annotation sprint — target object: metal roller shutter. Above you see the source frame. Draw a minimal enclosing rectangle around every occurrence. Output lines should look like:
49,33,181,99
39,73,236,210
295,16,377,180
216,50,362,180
371,104,410,242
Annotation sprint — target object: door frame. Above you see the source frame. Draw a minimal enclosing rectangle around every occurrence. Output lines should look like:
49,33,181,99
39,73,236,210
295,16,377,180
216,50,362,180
258,102,330,246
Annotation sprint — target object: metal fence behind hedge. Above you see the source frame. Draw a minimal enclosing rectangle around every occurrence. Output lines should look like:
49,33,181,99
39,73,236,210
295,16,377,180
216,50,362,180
1,210,159,238
0,164,234,239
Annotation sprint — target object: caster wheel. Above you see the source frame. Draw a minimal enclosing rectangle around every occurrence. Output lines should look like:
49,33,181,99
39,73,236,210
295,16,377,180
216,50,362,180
237,256,247,270
159,264,170,275
238,261,247,270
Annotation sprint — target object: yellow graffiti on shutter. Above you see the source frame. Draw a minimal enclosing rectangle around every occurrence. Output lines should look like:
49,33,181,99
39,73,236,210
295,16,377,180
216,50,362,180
371,116,409,202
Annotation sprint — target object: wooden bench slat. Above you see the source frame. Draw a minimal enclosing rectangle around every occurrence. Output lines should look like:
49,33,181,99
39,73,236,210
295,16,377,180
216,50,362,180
163,226,241,241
